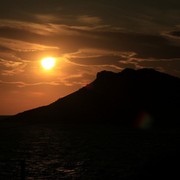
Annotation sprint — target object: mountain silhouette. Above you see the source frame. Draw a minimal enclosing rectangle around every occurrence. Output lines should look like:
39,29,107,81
8,68,180,129
2,68,180,179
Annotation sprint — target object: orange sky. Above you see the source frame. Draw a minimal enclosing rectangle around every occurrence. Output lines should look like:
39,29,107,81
1,0,180,114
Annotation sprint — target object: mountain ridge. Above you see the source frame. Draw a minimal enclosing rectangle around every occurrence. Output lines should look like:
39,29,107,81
7,68,180,129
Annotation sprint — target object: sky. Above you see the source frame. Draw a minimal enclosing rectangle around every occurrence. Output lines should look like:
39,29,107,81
1,0,180,115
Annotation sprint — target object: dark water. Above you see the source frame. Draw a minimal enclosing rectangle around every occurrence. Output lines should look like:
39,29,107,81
0,123,180,179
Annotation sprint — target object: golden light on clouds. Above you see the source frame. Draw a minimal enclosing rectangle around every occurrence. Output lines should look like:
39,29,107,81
41,57,56,70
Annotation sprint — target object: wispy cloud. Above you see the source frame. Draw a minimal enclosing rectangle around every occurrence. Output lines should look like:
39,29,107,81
34,14,60,23
0,80,61,87
0,37,58,52
121,58,180,77
0,59,24,68
77,15,102,24
1,0,180,114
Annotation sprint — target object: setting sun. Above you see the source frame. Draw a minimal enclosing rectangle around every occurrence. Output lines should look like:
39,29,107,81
41,57,56,70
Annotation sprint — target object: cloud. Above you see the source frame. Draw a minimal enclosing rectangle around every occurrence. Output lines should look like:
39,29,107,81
63,48,135,74
158,30,180,50
59,74,88,86
0,45,12,52
0,80,61,87
0,17,180,91
66,48,135,58
0,59,23,68
0,72,95,87
0,57,27,76
68,55,121,65
169,31,180,37
0,37,58,52
0,66,26,76
122,58,180,77
0,20,61,35
1,0,180,115
77,15,102,24
2,18,180,60
34,14,60,23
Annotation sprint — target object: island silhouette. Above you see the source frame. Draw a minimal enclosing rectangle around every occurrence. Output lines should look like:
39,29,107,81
1,68,180,179
8,68,180,129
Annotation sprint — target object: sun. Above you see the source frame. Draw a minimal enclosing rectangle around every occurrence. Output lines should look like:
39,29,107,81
41,57,56,70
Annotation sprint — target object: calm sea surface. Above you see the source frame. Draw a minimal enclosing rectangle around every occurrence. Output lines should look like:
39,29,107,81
0,123,179,179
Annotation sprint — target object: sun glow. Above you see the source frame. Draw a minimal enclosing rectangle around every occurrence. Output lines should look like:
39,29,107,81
41,57,56,70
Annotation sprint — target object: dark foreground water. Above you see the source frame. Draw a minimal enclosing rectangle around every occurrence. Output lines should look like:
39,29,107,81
0,123,180,179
